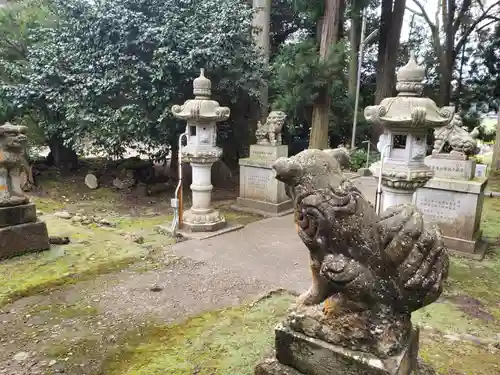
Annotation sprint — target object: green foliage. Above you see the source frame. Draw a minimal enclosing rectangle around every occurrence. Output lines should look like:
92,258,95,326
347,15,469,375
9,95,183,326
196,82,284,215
1,0,266,159
270,38,368,148
348,147,379,171
0,0,54,135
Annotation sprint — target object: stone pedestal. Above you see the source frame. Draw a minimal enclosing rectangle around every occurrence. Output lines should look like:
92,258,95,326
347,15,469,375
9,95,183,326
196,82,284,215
0,204,50,260
255,324,419,375
236,144,292,216
182,158,226,232
414,157,487,259
380,186,416,211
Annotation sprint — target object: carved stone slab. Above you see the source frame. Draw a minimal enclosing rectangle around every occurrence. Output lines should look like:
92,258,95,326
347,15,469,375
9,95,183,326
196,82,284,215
274,324,419,375
424,156,476,181
414,177,487,259
0,203,36,228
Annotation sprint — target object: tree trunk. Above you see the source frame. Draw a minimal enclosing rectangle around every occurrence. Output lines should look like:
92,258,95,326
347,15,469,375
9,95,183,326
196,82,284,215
372,0,406,144
252,0,271,122
438,0,455,106
309,0,344,149
46,137,78,170
491,111,500,173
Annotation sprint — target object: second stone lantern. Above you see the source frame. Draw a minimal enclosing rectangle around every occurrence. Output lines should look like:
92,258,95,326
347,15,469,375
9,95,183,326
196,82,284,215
171,69,230,232
365,53,455,212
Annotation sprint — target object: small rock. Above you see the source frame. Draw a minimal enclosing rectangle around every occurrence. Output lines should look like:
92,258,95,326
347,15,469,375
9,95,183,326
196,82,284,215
124,233,144,244
150,285,163,292
72,215,83,223
98,218,113,227
49,236,70,245
54,211,72,219
48,360,57,367
13,351,29,362
36,210,44,216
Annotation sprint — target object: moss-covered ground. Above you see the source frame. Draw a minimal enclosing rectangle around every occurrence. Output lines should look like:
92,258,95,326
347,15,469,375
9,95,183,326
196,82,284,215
100,293,295,375
0,167,261,307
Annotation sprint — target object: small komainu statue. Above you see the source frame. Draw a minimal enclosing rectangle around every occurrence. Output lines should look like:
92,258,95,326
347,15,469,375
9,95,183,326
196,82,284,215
0,123,30,207
255,111,287,146
433,114,480,157
272,149,449,359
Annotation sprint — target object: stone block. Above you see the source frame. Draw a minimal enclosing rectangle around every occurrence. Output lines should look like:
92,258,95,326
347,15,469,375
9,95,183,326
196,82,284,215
424,156,476,180
236,146,292,216
250,144,288,161
274,324,419,375
414,177,487,258
0,220,50,260
0,203,36,228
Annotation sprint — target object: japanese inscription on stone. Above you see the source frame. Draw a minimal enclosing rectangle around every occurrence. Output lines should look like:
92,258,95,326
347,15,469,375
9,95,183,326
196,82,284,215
415,194,461,223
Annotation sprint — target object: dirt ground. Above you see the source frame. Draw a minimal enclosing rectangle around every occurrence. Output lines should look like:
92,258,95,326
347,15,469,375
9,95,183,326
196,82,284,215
0,162,499,375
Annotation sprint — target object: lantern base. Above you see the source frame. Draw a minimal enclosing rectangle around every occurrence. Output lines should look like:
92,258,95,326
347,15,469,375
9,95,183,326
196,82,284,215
182,208,226,232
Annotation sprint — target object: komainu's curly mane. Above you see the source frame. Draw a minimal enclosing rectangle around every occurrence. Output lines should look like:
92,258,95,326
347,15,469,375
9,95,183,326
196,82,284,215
273,148,449,358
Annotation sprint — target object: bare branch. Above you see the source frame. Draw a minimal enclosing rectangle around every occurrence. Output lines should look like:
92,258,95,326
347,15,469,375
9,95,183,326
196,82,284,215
477,0,485,13
408,0,437,29
405,6,423,17
453,0,472,36
456,0,500,52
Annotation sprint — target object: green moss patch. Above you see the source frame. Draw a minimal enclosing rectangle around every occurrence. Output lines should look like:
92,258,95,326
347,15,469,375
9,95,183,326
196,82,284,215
419,330,500,375
0,216,174,307
100,292,294,375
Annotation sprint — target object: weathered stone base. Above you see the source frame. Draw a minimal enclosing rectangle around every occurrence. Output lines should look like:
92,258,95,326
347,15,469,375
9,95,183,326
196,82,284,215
0,220,50,260
234,197,293,217
443,236,488,260
256,324,419,375
182,218,226,232
238,144,290,216
156,221,244,240
0,203,37,228
414,176,487,260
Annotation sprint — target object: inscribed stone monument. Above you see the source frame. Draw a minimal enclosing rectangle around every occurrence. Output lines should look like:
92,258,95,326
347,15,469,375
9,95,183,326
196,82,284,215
414,114,487,259
236,111,292,215
255,149,449,375
0,123,50,260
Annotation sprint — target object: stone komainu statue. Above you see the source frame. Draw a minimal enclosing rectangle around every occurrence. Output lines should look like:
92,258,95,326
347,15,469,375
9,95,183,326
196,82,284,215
433,114,480,157
255,111,287,146
0,123,30,206
272,149,449,358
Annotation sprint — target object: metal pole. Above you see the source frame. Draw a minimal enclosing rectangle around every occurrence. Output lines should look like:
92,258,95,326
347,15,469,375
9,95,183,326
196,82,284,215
350,9,367,150
171,130,188,236
375,144,391,215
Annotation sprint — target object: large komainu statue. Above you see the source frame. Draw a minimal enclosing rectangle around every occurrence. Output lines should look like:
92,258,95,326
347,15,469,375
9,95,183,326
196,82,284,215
255,111,287,146
433,114,479,157
272,149,449,358
0,123,30,206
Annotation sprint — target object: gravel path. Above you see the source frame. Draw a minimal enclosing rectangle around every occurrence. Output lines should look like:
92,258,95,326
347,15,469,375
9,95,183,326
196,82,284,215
0,255,276,375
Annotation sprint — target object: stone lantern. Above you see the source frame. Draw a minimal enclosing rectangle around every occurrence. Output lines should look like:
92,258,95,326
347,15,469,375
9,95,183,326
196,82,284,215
365,53,455,211
171,69,230,232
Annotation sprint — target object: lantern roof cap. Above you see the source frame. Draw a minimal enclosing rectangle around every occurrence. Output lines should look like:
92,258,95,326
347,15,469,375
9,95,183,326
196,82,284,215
193,69,211,97
396,52,425,84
